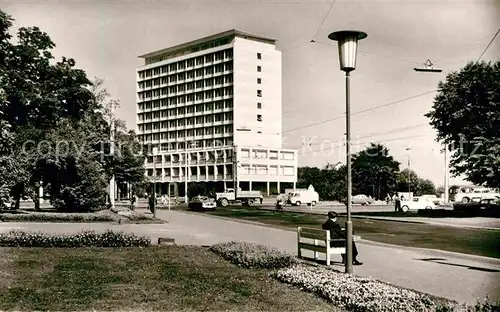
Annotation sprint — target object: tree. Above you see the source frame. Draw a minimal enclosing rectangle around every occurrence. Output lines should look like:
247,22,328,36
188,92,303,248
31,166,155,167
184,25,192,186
416,179,436,196
396,169,420,194
89,78,146,198
436,186,445,197
425,61,500,187
351,143,400,200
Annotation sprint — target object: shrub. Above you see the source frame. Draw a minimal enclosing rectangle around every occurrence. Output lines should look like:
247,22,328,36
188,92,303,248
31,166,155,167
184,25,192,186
0,211,117,222
0,230,151,247
271,265,499,312
209,241,296,269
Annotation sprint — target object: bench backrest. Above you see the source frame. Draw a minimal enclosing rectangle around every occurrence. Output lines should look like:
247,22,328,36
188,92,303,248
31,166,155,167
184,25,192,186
297,227,330,241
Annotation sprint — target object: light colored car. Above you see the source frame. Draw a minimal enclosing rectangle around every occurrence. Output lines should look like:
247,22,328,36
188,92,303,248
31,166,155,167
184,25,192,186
400,197,436,212
352,194,374,205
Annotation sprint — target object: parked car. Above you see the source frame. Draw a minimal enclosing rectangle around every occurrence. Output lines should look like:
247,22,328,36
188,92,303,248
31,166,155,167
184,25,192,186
351,194,374,205
400,197,436,212
188,196,216,211
453,196,499,212
420,194,443,205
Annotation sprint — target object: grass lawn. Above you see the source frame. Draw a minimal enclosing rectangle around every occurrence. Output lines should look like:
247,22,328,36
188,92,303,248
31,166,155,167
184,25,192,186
200,207,500,259
0,246,340,311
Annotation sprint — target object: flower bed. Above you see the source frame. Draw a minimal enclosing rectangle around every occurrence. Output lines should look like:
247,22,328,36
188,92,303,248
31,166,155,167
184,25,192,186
0,229,151,247
0,211,117,223
271,264,498,312
209,241,296,269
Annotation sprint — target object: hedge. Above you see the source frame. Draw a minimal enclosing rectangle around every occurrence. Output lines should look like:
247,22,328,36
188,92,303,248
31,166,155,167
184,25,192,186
0,230,151,247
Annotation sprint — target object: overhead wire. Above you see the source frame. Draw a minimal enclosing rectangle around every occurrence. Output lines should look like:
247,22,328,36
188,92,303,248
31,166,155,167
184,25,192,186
476,28,500,62
312,0,337,40
295,123,428,148
296,134,426,156
282,89,437,133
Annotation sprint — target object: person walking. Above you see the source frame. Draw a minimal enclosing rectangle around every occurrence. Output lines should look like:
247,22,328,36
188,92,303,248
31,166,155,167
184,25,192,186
322,211,363,265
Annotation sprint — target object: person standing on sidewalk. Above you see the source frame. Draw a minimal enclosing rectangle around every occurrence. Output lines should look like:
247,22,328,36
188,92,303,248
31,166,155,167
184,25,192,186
322,211,362,265
394,195,401,212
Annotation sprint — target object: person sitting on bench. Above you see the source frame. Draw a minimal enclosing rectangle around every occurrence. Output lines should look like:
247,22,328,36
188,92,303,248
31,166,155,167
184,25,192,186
321,211,363,265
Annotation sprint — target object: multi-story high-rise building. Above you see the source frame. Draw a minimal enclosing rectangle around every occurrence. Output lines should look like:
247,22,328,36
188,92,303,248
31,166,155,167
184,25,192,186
136,29,297,198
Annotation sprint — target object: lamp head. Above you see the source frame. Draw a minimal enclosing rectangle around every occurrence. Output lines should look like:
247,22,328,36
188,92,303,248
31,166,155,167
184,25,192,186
328,30,367,72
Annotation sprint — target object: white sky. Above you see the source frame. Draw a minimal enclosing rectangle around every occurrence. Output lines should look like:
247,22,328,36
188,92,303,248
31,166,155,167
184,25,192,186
2,0,499,186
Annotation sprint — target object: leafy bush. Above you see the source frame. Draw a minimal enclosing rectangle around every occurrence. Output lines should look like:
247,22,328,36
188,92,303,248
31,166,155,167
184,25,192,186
271,265,499,312
209,241,296,269
0,230,151,247
0,211,117,222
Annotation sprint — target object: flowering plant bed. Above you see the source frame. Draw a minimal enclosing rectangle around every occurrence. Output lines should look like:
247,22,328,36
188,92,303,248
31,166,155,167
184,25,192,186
210,241,297,269
0,229,151,247
209,241,499,312
0,210,118,223
271,264,499,312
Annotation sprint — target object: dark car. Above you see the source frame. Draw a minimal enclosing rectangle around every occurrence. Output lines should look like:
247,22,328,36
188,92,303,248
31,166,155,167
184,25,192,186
453,196,499,212
188,196,216,211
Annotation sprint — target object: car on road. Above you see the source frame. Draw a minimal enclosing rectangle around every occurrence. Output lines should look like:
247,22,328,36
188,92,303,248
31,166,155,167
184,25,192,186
188,196,216,211
351,194,374,205
453,196,500,212
400,197,436,212
420,194,444,206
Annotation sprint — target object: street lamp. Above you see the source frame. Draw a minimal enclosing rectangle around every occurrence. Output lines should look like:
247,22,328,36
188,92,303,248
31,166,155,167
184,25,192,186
329,30,367,274
152,147,158,218
413,61,446,202
406,147,411,198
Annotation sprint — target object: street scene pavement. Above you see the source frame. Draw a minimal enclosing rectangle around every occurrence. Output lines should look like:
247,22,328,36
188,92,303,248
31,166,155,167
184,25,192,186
1,209,498,305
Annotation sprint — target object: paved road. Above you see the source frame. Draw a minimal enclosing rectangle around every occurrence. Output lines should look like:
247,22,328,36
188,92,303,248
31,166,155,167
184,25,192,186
1,210,498,305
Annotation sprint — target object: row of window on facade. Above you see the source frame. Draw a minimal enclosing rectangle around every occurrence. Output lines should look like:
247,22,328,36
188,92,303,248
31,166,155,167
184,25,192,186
147,150,232,164
140,126,233,140
139,111,233,126
138,84,234,101
138,64,234,90
146,165,294,178
141,139,234,152
139,49,234,78
140,124,233,138
239,149,295,161
139,98,232,112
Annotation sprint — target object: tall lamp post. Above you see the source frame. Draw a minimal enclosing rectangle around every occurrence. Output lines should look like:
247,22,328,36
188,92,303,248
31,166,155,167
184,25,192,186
406,147,411,198
413,62,445,202
152,147,158,219
329,30,367,274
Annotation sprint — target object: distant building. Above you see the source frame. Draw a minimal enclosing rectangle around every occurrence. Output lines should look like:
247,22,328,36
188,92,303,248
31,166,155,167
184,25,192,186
136,29,297,197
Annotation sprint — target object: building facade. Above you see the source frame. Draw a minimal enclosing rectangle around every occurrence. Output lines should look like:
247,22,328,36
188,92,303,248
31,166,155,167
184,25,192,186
136,29,297,197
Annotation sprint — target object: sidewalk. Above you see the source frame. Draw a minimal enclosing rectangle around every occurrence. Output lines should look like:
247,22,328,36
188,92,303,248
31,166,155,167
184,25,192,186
1,210,499,304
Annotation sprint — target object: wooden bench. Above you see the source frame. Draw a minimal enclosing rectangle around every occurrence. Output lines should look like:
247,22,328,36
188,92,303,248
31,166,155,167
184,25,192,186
297,227,358,266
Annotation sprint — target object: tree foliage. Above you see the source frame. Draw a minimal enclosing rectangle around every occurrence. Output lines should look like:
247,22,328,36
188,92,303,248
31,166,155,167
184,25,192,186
0,9,145,211
396,169,436,196
425,61,500,187
297,165,347,201
298,143,438,199
351,143,400,200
